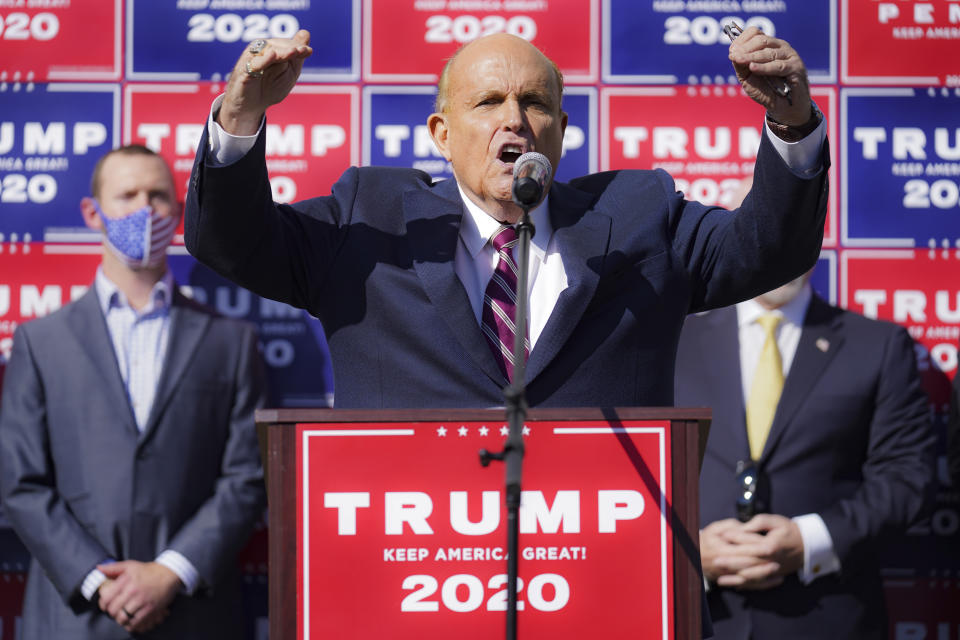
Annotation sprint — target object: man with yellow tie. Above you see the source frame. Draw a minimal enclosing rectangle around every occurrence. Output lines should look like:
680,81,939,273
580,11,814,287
675,270,935,640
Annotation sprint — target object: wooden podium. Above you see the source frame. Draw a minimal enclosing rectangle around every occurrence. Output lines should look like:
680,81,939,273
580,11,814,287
257,407,710,640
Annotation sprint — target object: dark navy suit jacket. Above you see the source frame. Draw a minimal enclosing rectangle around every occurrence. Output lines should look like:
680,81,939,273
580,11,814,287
185,126,829,409
675,296,935,640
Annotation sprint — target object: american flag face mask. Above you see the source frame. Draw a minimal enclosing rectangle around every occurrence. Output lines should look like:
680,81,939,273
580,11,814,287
94,200,177,269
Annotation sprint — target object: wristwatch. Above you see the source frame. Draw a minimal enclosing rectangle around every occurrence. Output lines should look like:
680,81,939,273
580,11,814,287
766,102,823,143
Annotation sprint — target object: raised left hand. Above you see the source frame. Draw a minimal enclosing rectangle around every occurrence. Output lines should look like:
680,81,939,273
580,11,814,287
728,26,812,126
97,560,181,633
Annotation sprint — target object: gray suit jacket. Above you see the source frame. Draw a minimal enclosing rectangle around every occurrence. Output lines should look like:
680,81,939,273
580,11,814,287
0,287,267,639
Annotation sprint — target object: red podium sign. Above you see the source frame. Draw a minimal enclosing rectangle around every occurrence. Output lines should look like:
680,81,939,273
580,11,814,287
296,418,675,639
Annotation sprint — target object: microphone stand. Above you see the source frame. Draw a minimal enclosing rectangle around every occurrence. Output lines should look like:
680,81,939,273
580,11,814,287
479,204,535,640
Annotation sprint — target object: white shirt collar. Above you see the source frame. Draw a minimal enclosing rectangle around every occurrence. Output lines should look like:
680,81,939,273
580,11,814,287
95,266,174,316
736,281,812,329
456,182,553,261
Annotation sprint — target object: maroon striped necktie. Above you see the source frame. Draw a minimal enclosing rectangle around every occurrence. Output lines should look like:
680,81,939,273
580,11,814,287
481,225,529,382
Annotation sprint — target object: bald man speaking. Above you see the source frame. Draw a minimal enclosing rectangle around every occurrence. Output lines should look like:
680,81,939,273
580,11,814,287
185,30,828,409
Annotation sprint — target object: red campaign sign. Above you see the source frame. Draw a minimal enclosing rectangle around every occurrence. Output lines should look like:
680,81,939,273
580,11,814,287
297,420,674,639
601,87,838,246
842,0,960,86
0,572,26,640
0,1,121,81
884,578,960,639
363,0,598,83
0,246,100,362
841,249,960,387
124,83,359,214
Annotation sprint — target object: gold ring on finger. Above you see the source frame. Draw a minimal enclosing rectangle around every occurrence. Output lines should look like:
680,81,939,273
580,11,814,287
245,60,263,78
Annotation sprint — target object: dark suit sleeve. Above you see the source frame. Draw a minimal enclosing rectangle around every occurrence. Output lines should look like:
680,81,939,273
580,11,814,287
164,323,268,587
818,326,935,571
948,359,960,490
0,327,111,605
669,130,830,312
184,124,358,313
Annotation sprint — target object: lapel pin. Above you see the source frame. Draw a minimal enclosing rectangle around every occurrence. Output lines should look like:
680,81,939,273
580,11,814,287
816,337,830,353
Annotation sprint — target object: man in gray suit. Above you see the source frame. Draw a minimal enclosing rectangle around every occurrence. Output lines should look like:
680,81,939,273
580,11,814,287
0,145,267,638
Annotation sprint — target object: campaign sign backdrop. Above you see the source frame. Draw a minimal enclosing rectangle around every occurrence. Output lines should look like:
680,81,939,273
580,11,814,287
0,247,334,408
842,88,960,248
555,87,596,182
363,0,599,83
0,246,98,363
884,578,960,640
0,84,119,243
125,83,359,208
0,1,121,81
603,0,835,84
127,0,359,81
842,0,960,85
0,570,25,640
841,250,960,380
363,86,452,181
362,86,595,183
812,250,837,305
298,420,674,639
602,86,838,244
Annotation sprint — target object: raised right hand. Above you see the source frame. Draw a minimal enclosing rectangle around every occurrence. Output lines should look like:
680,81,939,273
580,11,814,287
218,29,313,136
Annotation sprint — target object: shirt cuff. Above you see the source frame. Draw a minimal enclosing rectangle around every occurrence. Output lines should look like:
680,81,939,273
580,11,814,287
81,567,109,601
764,102,826,179
156,549,200,595
207,94,262,167
793,513,841,584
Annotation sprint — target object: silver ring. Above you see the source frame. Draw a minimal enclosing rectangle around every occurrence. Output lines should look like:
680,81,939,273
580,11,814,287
245,60,263,78
248,39,267,55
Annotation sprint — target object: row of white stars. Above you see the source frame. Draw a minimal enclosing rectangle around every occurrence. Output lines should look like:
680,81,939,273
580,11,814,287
436,425,531,437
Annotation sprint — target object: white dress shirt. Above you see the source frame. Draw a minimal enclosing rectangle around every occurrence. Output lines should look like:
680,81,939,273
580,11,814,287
735,283,842,584
454,185,564,349
80,269,199,601
204,95,826,344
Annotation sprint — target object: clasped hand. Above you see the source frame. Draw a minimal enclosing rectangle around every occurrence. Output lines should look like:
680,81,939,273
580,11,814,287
96,560,182,633
700,514,805,590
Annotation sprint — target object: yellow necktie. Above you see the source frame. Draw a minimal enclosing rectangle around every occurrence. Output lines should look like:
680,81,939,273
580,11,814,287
746,314,783,460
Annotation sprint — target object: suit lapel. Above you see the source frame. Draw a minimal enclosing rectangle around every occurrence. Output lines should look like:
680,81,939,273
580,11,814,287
141,290,210,441
403,179,507,386
67,290,138,433
700,308,751,459
524,182,609,383
761,296,844,461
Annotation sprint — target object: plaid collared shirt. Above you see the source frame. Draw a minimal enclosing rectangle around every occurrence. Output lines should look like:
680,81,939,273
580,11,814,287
94,267,173,431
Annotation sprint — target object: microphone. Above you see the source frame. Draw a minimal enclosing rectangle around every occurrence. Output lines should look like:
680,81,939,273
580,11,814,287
511,152,552,208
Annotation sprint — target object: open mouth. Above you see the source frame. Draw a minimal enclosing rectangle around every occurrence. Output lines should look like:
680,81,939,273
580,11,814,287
498,144,523,165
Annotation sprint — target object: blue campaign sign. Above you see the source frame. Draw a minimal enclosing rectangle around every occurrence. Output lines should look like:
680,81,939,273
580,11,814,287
811,250,836,305
0,84,119,242
362,87,594,183
556,88,596,183
842,88,960,248
363,87,451,180
127,0,359,81
168,255,335,408
603,0,835,84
